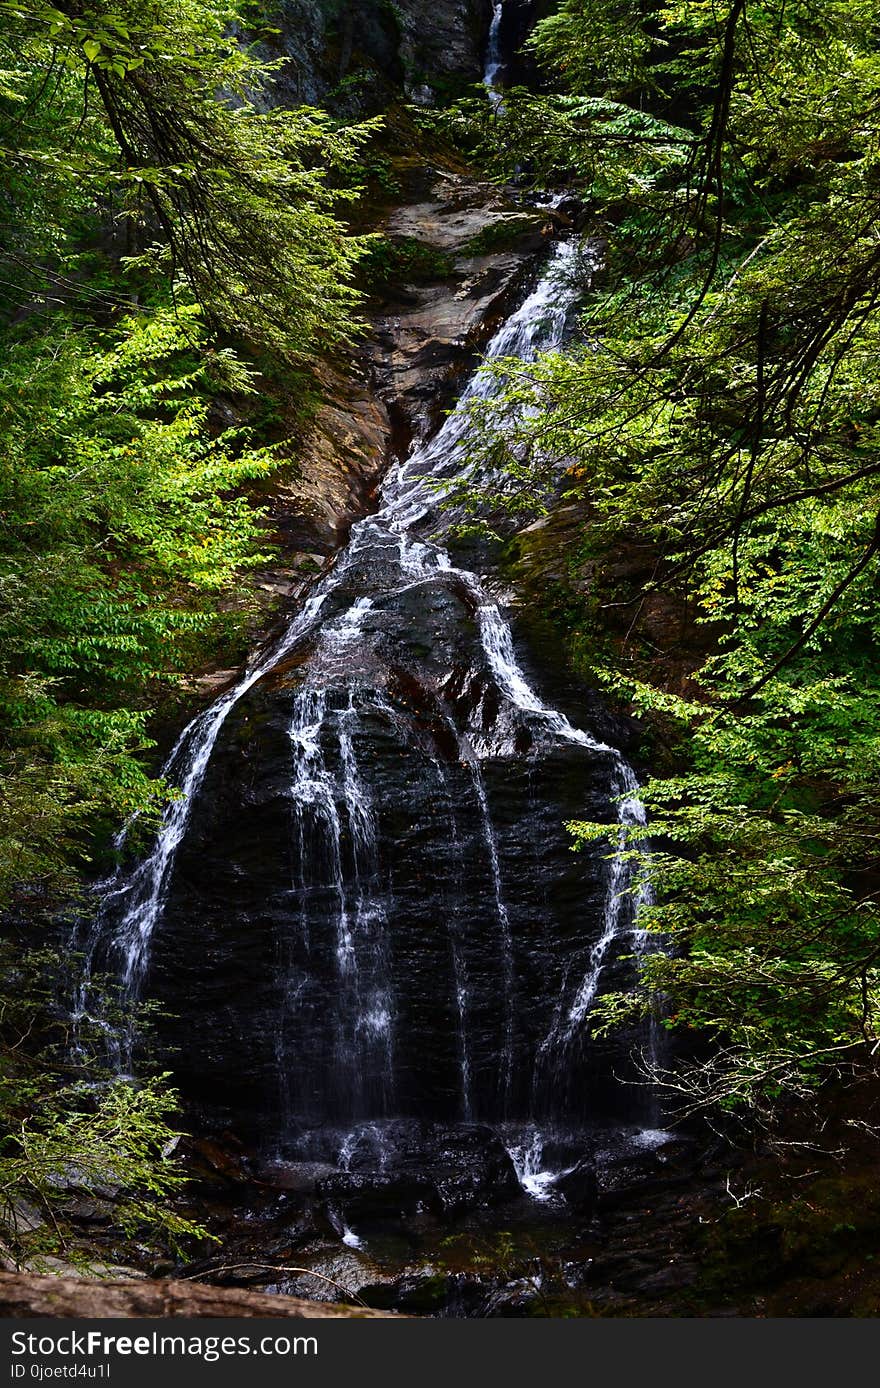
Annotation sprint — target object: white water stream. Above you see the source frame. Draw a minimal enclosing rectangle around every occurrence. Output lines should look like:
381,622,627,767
483,2,505,109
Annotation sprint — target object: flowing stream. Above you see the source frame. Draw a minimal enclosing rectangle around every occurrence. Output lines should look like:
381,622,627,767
78,237,657,1216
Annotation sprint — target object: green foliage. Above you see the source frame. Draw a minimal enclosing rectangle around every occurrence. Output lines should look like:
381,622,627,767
0,307,283,903
418,90,691,201
1,1076,208,1270
0,943,208,1270
359,234,454,290
529,0,657,98
0,0,376,358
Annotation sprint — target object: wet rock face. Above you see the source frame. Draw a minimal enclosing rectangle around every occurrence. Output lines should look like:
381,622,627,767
266,181,554,561
241,0,552,561
151,1122,711,1318
493,0,551,91
262,0,493,112
372,176,550,435
552,1156,598,1213
261,191,550,560
314,1121,521,1219
142,562,627,1141
387,0,494,101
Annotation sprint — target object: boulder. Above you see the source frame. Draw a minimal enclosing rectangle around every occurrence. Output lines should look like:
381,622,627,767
315,1121,521,1223
553,1157,599,1213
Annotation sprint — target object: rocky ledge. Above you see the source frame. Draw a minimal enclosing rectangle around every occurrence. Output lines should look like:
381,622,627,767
368,169,551,430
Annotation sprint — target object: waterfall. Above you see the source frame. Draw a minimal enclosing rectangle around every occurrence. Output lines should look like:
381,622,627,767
551,761,649,1044
505,1125,559,1202
468,761,516,1108
82,237,654,1172
483,2,505,109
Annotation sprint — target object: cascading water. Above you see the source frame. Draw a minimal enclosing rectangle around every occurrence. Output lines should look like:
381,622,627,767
80,237,658,1210
483,2,505,109
537,760,652,1063
72,592,327,1068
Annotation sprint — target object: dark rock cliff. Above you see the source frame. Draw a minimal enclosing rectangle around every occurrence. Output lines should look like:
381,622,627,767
257,0,493,111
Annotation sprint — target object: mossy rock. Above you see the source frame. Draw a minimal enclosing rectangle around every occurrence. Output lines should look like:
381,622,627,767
360,234,456,291
462,215,547,257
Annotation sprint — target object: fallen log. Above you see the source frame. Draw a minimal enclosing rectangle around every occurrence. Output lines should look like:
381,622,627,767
0,1271,394,1318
